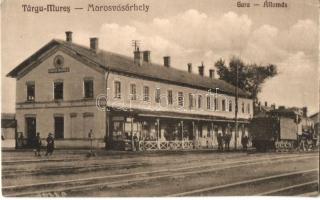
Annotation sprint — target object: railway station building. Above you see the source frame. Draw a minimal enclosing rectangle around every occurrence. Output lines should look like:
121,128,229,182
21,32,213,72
7,32,253,150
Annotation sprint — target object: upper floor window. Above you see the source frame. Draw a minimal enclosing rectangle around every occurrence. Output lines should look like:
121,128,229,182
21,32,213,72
84,79,94,98
198,95,202,109
130,84,137,100
222,99,226,111
229,100,233,112
178,92,184,107
207,95,211,109
54,81,63,100
241,102,245,113
214,97,218,111
114,81,121,99
26,82,35,101
168,90,173,105
143,86,150,101
189,93,194,109
155,88,161,103
247,103,251,113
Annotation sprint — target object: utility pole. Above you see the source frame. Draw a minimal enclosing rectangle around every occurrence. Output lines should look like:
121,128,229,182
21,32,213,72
234,62,239,150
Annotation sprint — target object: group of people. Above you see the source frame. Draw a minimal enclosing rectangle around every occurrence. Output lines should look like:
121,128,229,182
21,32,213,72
217,133,230,151
217,133,249,151
33,132,55,157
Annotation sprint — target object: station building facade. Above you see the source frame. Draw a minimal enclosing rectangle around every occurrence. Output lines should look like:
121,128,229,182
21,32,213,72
7,32,253,150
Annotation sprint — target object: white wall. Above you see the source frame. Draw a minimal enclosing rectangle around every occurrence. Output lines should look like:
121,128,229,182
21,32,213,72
15,50,106,140
106,73,253,120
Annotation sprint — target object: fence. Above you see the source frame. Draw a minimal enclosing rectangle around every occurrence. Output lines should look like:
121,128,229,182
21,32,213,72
138,140,194,151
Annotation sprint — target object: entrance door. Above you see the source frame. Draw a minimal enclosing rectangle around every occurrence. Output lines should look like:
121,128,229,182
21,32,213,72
26,117,36,147
54,117,64,139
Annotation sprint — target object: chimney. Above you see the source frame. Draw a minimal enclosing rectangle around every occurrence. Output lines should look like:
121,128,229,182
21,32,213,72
143,51,151,63
198,63,204,76
264,101,268,107
209,69,215,79
65,31,72,42
134,47,143,66
302,107,308,117
163,56,170,67
187,63,192,73
90,37,98,52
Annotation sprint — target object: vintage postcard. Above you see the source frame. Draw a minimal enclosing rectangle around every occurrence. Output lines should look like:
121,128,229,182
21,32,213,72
1,0,319,197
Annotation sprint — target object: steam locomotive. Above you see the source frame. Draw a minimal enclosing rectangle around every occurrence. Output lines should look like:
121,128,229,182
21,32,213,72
249,107,316,152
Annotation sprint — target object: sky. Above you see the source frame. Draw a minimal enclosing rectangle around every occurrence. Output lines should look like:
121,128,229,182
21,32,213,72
1,0,319,114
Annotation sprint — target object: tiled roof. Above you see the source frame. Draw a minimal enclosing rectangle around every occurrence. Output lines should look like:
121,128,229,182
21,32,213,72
7,39,251,98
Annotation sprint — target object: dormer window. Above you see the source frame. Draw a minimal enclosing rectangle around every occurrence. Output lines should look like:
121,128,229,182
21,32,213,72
26,81,35,101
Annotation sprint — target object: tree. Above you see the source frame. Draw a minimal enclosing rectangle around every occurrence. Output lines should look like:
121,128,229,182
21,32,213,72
215,56,278,103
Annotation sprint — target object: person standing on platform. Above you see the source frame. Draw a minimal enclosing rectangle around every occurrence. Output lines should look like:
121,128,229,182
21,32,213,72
45,133,54,156
34,132,42,156
217,133,223,151
133,134,139,151
224,133,231,151
241,135,248,151
88,129,96,156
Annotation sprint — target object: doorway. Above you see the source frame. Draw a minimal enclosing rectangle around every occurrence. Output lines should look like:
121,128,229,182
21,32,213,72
25,117,36,147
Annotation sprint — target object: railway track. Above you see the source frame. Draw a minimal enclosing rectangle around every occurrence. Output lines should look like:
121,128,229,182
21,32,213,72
168,169,319,196
2,153,314,178
3,154,318,197
256,181,319,196
2,160,147,178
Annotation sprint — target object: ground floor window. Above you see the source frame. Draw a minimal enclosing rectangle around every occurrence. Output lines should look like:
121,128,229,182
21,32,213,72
54,116,64,139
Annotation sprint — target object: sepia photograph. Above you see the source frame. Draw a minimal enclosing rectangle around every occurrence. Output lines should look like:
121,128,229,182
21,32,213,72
1,0,319,197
